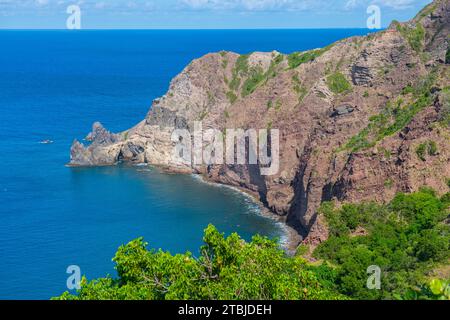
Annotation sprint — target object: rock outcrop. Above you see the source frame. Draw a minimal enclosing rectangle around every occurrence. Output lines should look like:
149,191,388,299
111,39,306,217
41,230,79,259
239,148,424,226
69,0,450,248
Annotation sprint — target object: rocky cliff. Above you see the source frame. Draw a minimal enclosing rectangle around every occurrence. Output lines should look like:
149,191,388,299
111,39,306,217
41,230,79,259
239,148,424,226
69,0,450,248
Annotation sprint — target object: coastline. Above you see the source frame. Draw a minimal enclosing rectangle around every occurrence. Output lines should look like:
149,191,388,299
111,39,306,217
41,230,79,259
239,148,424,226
131,162,302,253
189,172,302,254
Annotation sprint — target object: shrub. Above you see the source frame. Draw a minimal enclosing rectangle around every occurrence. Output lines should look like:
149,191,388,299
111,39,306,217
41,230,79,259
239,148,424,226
416,143,427,161
397,23,425,53
427,140,438,156
416,141,438,161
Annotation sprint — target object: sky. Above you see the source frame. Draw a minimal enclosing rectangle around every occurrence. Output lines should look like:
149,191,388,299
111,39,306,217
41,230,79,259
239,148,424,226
0,0,432,29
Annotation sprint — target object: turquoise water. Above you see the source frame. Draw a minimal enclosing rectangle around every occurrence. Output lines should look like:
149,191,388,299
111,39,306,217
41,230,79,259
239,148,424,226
0,29,372,299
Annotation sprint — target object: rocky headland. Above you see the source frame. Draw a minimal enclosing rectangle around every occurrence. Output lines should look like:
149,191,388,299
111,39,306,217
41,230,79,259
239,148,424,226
69,0,450,249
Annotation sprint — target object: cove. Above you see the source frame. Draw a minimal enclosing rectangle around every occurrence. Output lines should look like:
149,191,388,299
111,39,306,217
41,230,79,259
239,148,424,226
0,29,373,300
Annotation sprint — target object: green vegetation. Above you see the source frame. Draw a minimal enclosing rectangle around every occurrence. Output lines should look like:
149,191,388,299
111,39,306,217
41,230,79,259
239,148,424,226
292,74,308,104
428,140,438,156
287,45,332,69
241,54,283,97
56,225,345,300
326,72,352,94
416,143,427,161
275,99,282,111
228,53,284,98
199,110,208,121
242,66,266,97
340,71,437,153
400,278,450,300
384,178,394,188
427,279,450,299
396,22,425,53
222,59,228,69
363,91,369,98
440,87,450,126
226,91,238,104
315,188,450,300
401,84,414,95
416,140,438,161
229,54,249,91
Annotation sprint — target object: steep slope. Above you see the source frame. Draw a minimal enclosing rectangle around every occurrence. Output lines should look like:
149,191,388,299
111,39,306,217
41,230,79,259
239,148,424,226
70,0,450,248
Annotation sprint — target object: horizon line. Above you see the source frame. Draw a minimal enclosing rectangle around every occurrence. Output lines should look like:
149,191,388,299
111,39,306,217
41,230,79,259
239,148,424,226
0,27,383,31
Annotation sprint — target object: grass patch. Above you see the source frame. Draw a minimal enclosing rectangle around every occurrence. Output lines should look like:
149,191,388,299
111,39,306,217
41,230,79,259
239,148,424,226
229,54,249,91
241,54,283,97
287,45,332,69
396,22,425,53
326,72,352,94
275,100,282,111
226,91,238,104
222,59,228,69
416,143,427,161
402,85,415,95
292,74,308,104
229,53,284,98
242,66,266,97
384,178,394,188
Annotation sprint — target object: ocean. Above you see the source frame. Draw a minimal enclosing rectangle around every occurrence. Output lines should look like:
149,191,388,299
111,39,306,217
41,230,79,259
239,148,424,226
0,29,372,299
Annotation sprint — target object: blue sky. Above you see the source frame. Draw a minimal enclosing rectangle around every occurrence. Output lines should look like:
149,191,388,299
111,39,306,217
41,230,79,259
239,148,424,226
0,0,432,29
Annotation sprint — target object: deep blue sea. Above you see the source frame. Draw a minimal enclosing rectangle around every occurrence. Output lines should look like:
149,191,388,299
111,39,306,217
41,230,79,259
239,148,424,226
0,29,372,299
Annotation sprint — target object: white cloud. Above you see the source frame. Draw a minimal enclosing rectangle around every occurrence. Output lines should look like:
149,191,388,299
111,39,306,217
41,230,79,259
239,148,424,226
180,0,319,11
344,0,416,10
375,0,415,9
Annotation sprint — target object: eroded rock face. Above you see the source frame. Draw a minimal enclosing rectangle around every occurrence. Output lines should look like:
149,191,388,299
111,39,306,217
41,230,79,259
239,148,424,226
351,64,373,86
69,122,123,166
69,0,450,247
86,122,121,146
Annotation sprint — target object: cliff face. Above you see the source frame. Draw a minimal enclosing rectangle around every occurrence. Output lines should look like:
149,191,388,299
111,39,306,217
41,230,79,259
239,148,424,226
70,0,450,247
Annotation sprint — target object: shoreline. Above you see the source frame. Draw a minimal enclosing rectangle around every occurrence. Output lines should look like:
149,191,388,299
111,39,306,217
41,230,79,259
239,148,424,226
143,163,303,253
188,172,302,254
